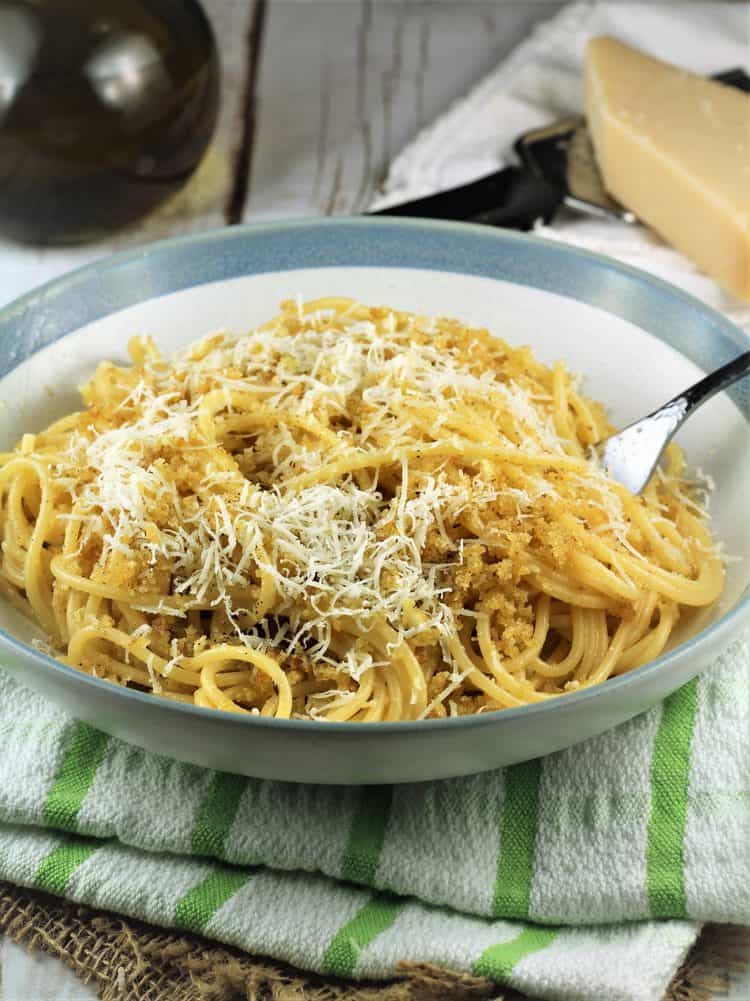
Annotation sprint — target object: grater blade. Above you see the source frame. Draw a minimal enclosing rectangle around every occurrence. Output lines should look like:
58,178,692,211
514,116,635,223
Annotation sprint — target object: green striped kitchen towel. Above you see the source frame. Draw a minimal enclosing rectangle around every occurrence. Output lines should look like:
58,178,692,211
0,634,747,1001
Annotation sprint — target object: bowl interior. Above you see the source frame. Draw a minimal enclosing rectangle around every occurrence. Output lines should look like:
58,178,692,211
1,260,748,659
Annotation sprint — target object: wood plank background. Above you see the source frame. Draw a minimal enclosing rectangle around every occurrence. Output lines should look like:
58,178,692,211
202,0,564,224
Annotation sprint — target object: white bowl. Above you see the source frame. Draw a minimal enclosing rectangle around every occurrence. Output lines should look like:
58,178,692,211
0,218,747,783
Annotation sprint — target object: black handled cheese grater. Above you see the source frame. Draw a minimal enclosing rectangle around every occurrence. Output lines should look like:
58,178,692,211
372,68,750,230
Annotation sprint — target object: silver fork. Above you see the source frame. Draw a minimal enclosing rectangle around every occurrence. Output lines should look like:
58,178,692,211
600,351,750,495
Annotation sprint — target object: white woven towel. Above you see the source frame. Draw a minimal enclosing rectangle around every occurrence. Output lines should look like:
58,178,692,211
0,635,747,1001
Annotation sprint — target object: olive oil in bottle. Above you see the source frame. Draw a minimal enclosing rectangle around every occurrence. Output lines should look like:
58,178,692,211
0,0,219,244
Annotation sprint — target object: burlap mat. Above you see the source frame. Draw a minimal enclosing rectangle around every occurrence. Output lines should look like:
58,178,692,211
0,882,747,1001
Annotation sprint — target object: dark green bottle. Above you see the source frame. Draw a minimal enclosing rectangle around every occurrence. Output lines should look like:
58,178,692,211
0,0,219,244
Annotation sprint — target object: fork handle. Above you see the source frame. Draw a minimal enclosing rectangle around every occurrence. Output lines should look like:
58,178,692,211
674,350,750,418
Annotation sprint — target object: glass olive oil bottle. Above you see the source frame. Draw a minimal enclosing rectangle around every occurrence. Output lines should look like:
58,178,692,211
0,0,219,243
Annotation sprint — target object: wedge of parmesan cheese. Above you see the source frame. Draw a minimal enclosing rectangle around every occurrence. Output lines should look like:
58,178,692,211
585,36,750,301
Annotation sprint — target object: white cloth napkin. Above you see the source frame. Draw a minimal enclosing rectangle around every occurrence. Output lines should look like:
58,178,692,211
371,0,750,334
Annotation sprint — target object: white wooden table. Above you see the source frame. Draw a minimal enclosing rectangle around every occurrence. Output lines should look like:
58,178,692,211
0,2,747,998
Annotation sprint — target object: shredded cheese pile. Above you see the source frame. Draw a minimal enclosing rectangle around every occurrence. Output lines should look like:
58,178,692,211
0,297,723,721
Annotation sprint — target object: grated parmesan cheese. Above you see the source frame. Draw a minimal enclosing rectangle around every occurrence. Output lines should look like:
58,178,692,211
17,299,717,717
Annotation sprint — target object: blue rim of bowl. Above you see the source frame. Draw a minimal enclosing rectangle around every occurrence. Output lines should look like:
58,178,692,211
0,216,748,736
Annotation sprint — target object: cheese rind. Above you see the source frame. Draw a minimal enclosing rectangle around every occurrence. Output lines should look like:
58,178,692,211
585,36,750,301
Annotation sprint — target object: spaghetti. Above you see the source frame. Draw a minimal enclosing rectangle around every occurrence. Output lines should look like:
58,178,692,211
0,298,723,720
